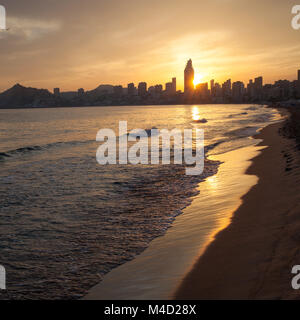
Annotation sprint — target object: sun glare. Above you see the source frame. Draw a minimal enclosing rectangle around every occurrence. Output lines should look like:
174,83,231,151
192,106,200,121
193,74,203,87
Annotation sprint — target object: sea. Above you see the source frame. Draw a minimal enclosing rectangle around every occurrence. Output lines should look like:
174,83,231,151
0,104,280,299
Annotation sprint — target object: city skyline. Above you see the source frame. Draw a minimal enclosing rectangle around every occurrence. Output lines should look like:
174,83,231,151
48,59,300,101
4,58,299,96
1,58,299,109
1,58,299,94
0,0,300,92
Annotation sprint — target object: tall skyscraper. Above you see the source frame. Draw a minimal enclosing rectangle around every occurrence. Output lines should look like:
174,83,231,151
210,79,215,97
254,76,263,89
172,77,176,94
138,82,147,96
298,69,300,82
232,81,245,102
222,79,232,98
254,76,263,99
184,59,194,94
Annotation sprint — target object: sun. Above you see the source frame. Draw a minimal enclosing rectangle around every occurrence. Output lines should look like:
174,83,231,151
193,74,203,87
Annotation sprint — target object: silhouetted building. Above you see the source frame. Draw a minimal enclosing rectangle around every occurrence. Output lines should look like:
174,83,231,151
148,86,155,94
78,88,84,96
172,77,176,94
165,82,173,95
232,81,245,102
54,88,60,96
155,84,163,94
138,82,147,96
274,80,292,100
114,85,123,97
127,83,135,96
253,77,263,100
196,82,209,97
298,69,300,82
214,83,222,96
247,79,254,99
247,77,263,100
222,79,231,100
184,59,194,94
255,76,263,88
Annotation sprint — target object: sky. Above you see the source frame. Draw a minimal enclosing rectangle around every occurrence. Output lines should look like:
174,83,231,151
0,0,300,92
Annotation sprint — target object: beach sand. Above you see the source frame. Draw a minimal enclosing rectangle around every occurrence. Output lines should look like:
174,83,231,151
174,108,300,300
84,130,265,300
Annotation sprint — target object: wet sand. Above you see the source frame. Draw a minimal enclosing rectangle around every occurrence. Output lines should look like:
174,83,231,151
84,138,264,300
175,109,300,300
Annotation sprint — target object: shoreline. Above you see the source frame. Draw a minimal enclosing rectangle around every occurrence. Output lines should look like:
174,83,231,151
174,108,300,299
84,128,271,300
0,103,263,110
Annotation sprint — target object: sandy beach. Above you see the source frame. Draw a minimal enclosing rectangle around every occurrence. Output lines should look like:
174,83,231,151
175,108,300,300
84,106,283,301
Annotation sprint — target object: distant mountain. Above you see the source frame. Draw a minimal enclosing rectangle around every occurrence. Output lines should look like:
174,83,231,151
88,84,114,95
0,84,55,108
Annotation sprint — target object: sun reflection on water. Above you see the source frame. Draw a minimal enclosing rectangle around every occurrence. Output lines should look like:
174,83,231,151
192,106,200,121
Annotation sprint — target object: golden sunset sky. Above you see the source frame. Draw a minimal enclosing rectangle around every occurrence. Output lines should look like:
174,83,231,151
0,0,300,92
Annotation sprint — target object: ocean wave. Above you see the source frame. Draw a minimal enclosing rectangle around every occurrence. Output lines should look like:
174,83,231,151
245,106,259,111
225,126,260,138
227,112,248,118
0,140,94,161
204,140,227,153
0,154,221,299
250,113,272,123
126,127,159,138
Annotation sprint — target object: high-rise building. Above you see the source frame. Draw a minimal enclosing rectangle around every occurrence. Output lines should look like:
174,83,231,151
214,83,222,97
138,82,147,96
127,83,135,96
155,84,163,94
247,79,254,98
53,88,60,96
232,81,245,102
184,59,194,94
222,79,231,98
196,82,209,95
210,80,215,97
172,77,176,94
148,86,155,94
254,76,263,99
254,76,263,89
165,82,173,95
298,69,300,82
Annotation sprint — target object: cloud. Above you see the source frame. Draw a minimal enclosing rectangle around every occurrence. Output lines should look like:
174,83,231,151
4,16,61,40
